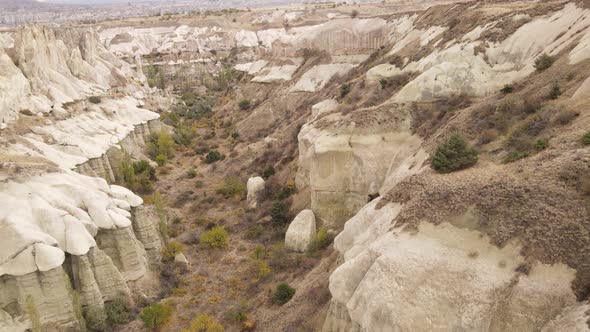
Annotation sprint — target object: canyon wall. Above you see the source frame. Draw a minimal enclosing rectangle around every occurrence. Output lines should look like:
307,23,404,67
0,25,163,331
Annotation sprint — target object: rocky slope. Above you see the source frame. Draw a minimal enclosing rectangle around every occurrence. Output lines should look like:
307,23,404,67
4,0,590,330
0,25,164,331
89,1,590,330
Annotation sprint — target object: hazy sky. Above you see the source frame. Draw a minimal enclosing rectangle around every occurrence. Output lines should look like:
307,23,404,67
40,0,160,3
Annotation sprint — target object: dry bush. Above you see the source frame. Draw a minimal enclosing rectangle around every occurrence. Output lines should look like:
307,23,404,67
411,94,470,138
505,116,549,152
478,129,498,145
553,110,579,126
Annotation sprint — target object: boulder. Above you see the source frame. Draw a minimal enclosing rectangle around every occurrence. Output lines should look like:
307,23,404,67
247,176,265,209
174,253,189,268
311,99,338,119
285,210,316,252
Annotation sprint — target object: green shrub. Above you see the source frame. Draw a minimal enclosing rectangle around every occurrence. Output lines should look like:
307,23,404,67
308,227,330,254
270,201,288,224
583,131,590,145
148,131,174,165
186,167,197,179
500,84,514,94
262,166,275,179
157,131,174,158
89,96,102,104
503,151,529,164
534,53,555,71
239,99,251,110
162,241,184,260
134,160,156,193
340,84,351,98
119,150,135,189
276,185,296,200
226,301,252,323
431,134,478,173
134,160,155,177
200,226,228,249
534,139,549,151
251,245,266,260
155,154,167,166
379,79,388,89
217,177,246,199
140,302,173,330
273,283,295,305
548,82,562,100
183,313,223,332
84,306,107,331
105,297,130,325
147,65,166,89
206,150,223,164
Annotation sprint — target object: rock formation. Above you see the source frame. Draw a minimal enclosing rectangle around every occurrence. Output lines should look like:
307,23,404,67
0,25,163,331
285,210,316,253
246,176,265,209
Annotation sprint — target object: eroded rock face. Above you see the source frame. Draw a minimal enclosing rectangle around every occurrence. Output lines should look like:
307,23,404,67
0,25,163,332
323,198,580,332
285,210,316,253
296,104,423,230
246,176,265,209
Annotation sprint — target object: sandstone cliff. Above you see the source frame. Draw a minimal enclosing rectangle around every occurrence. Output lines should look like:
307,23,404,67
0,25,163,331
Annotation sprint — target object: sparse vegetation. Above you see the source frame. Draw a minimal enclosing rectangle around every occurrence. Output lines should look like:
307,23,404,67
147,131,174,166
217,176,246,199
104,297,130,326
583,132,590,145
206,150,224,164
162,241,185,260
340,83,351,98
147,65,166,89
84,306,108,332
186,167,197,179
153,191,169,242
119,151,156,193
351,9,359,18
140,302,173,331
270,201,289,224
273,283,295,305
554,110,578,126
431,134,478,173
500,84,514,94
503,151,529,164
548,82,562,100
89,96,102,104
262,166,275,179
478,129,498,145
25,295,42,332
534,138,549,151
200,226,228,249
534,53,555,71
64,273,86,331
308,227,331,255
182,314,224,332
239,99,251,110
19,109,34,116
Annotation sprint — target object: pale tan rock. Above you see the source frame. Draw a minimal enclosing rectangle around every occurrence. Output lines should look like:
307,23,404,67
285,210,316,252
246,176,265,209
296,105,423,230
